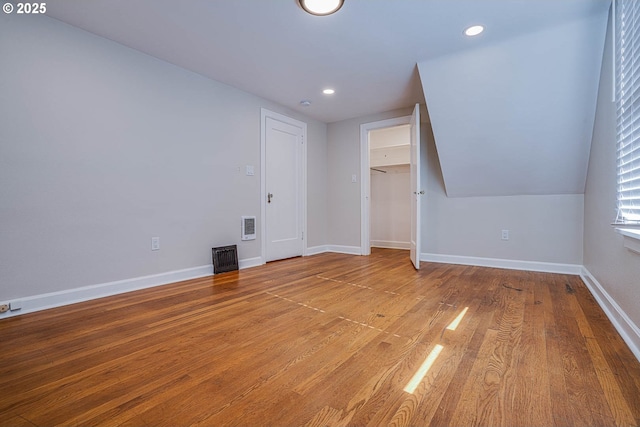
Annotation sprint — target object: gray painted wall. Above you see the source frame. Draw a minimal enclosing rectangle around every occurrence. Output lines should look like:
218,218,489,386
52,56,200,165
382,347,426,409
371,166,411,247
584,10,640,330
422,122,584,264
327,108,583,265
0,14,327,300
327,108,414,247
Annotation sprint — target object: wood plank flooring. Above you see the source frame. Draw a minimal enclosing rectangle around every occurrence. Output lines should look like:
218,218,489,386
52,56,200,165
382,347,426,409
1,249,639,426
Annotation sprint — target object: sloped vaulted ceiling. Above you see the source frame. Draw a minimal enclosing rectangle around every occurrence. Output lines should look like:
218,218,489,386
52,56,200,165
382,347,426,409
44,0,611,198
418,12,609,197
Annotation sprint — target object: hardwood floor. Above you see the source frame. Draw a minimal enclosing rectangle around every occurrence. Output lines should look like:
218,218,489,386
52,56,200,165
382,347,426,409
1,249,639,426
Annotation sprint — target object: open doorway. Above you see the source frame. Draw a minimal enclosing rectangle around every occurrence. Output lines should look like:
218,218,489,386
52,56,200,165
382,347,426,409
360,105,422,267
369,125,411,250
359,116,411,256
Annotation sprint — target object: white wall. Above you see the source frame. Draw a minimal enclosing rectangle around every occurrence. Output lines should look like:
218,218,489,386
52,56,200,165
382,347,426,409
370,166,410,248
0,14,327,301
422,123,584,265
369,126,410,150
369,125,410,167
327,108,414,248
327,105,583,265
329,112,583,267
583,9,640,345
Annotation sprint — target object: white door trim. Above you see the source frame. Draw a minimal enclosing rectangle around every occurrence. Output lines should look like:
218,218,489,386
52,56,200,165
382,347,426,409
261,108,307,263
409,103,421,269
360,115,411,256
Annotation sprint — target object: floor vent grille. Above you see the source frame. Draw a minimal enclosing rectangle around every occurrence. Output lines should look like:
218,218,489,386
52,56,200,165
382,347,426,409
212,245,239,274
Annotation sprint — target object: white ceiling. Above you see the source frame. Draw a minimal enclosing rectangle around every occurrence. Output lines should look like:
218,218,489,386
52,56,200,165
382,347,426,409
45,0,611,124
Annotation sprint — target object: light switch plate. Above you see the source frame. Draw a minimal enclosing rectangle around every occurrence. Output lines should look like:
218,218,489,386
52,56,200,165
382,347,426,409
246,165,255,176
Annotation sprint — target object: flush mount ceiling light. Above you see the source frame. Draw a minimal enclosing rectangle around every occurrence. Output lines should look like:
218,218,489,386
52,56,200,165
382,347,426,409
299,0,344,16
464,25,484,36
322,88,335,95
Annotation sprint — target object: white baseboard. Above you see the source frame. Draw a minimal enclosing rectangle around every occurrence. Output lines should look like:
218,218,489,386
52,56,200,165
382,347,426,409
371,240,410,250
420,252,582,275
0,258,260,319
239,256,263,270
10,251,635,370
326,245,362,255
306,245,329,256
580,267,640,362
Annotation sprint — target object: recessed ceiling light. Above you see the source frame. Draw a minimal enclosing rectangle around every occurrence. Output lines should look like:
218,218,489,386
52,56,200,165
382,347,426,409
323,88,335,95
464,25,484,37
299,0,344,16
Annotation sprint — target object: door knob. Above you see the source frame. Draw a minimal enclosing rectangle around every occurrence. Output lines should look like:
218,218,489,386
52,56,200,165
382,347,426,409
268,192,273,203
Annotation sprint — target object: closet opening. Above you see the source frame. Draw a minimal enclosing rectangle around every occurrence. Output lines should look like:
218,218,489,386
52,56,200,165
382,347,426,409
368,124,411,251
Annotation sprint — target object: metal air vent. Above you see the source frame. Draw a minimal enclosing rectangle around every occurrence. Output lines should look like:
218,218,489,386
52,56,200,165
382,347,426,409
212,245,238,274
241,216,256,241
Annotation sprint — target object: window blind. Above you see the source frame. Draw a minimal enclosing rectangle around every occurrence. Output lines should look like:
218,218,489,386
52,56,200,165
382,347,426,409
616,0,640,224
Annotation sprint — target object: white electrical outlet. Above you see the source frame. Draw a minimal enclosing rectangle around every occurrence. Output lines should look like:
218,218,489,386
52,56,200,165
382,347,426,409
351,174,357,183
246,165,255,176
151,237,160,251
501,230,509,241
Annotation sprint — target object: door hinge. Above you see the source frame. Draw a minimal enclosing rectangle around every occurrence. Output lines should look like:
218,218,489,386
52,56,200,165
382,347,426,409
302,231,304,240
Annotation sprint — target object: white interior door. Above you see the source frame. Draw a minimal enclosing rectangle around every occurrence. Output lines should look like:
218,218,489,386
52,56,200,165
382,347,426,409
264,114,305,262
410,103,421,269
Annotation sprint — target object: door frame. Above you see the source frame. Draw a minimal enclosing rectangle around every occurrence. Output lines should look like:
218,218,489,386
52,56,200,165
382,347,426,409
261,108,307,263
409,103,421,269
360,115,411,256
